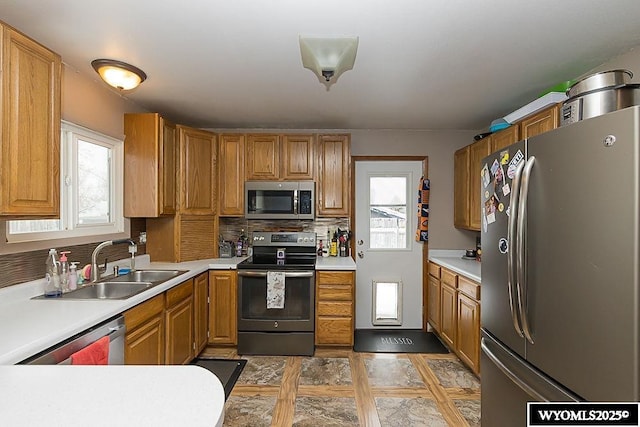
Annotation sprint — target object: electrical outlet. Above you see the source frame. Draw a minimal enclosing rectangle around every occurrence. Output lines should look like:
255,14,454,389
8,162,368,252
139,231,147,244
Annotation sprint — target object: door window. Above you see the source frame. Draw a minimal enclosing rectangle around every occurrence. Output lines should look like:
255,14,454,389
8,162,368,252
369,176,408,249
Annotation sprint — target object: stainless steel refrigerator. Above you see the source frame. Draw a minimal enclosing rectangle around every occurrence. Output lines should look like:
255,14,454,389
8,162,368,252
480,105,640,426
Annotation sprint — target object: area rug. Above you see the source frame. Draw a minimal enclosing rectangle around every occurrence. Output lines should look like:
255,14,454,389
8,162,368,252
353,329,449,354
191,358,246,400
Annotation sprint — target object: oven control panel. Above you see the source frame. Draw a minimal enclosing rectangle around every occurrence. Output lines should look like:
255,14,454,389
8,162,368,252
252,232,316,247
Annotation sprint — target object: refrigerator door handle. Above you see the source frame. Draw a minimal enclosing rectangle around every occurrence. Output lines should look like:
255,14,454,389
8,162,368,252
482,336,545,401
517,156,536,344
508,160,525,338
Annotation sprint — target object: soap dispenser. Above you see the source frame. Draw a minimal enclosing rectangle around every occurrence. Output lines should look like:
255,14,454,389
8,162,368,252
68,262,79,291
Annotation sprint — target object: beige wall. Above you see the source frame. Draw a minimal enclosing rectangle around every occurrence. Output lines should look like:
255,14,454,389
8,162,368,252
350,130,478,250
61,63,146,139
585,46,640,83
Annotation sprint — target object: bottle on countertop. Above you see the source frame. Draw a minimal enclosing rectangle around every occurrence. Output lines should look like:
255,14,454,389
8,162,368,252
44,249,61,297
330,231,338,257
236,236,243,257
240,229,249,257
59,251,70,293
68,262,79,291
317,240,323,257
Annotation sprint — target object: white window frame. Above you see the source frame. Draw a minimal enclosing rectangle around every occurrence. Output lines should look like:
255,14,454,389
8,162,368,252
367,172,412,252
1,121,129,253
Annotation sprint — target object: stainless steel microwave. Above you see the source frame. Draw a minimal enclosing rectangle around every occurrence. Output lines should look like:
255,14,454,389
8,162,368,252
245,181,315,219
244,181,316,219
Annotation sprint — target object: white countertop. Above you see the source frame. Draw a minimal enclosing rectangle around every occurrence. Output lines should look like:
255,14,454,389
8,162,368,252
0,365,224,426
315,255,357,271
429,250,481,283
0,255,244,365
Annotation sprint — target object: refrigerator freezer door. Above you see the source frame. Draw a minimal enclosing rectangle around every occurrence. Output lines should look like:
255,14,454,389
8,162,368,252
481,140,527,358
481,331,579,427
525,106,640,401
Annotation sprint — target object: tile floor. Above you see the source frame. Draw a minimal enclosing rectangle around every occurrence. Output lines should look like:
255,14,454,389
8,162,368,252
200,347,481,426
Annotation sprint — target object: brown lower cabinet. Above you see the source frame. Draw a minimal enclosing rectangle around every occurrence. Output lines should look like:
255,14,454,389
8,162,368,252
428,261,481,375
315,270,355,347
165,279,194,365
124,293,166,365
208,270,237,345
124,277,198,365
193,272,209,354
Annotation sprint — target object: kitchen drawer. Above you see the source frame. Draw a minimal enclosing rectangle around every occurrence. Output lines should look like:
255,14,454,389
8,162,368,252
166,279,193,307
428,262,441,279
316,317,353,345
124,293,165,331
317,271,354,286
458,276,480,300
441,268,458,288
318,284,352,301
318,301,352,317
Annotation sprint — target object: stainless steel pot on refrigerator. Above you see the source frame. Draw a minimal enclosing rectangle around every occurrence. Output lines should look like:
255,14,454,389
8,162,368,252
480,105,640,426
560,69,640,126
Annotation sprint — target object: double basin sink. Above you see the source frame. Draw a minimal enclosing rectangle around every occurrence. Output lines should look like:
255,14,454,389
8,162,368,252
38,269,188,300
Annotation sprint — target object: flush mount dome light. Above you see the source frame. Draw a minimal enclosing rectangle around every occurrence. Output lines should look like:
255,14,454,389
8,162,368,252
299,36,358,90
91,59,147,91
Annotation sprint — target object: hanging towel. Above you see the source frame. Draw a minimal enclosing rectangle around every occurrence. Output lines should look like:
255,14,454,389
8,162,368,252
416,177,430,242
71,336,110,365
267,271,285,309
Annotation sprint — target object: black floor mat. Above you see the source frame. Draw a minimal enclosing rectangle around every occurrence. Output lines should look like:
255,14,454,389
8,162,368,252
353,329,449,354
191,358,246,399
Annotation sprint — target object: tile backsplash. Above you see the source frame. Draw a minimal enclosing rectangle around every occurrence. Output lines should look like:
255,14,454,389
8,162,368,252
0,219,147,289
219,218,350,245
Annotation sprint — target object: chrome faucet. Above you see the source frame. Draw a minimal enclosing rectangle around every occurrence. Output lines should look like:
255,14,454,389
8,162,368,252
91,239,137,282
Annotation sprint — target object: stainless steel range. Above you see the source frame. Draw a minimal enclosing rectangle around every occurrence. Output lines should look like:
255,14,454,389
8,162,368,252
236,231,316,356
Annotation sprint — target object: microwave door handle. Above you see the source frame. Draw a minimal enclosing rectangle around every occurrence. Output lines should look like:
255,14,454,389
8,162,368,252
293,189,299,214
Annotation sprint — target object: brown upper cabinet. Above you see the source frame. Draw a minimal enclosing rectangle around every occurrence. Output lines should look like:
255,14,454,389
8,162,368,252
520,105,559,139
317,134,351,217
453,146,470,229
245,134,315,181
124,113,177,217
246,134,280,180
453,138,491,231
454,104,560,231
0,23,61,217
490,125,520,154
218,134,245,216
281,134,315,180
177,126,217,215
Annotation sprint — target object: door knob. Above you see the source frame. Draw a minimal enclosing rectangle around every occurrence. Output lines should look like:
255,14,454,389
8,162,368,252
357,251,364,259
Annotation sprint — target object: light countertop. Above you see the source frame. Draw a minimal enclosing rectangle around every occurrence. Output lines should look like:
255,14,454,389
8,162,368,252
0,253,355,365
315,255,356,270
429,250,481,283
0,365,224,426
0,255,244,365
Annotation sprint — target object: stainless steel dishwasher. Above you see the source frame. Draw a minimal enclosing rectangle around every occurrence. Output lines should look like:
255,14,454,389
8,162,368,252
21,316,126,365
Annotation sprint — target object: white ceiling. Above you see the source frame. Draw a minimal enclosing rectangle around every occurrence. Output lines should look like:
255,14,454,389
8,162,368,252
3,1,640,131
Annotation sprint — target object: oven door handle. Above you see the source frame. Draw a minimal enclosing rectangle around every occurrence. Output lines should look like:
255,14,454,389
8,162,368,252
238,271,315,278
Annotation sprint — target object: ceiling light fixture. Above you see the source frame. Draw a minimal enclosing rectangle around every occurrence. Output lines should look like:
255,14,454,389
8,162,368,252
91,59,147,91
299,36,359,90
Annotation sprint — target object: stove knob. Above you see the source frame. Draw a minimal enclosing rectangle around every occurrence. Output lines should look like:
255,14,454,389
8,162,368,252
303,237,309,243
298,237,303,243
